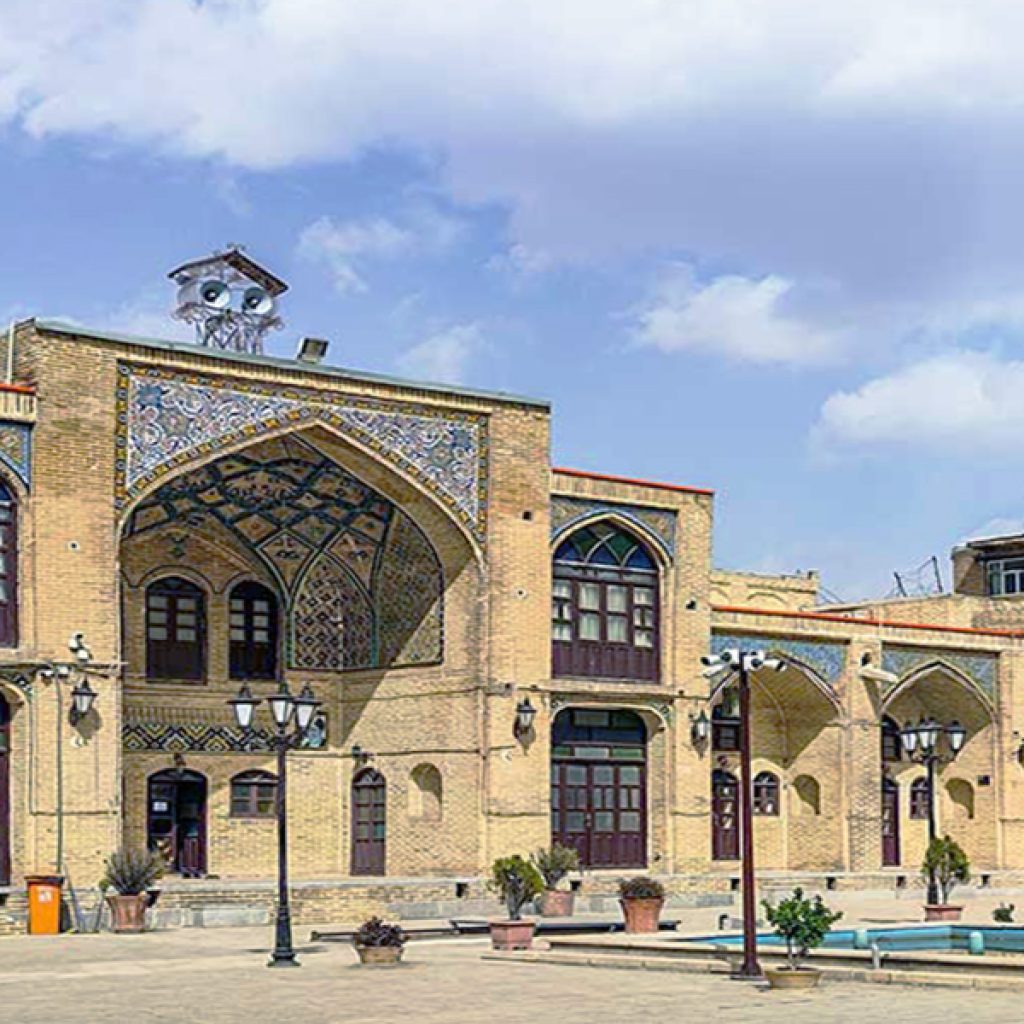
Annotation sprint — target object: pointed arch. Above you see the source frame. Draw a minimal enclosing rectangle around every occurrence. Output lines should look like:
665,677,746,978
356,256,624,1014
880,660,996,723
551,510,671,570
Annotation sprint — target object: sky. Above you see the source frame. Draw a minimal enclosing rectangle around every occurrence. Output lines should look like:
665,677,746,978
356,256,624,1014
4,1,1024,601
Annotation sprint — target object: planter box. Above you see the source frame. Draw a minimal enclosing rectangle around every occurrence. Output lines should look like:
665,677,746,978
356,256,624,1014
537,889,575,917
106,893,148,934
620,897,663,934
355,945,404,966
924,904,964,922
489,919,536,951
765,966,822,990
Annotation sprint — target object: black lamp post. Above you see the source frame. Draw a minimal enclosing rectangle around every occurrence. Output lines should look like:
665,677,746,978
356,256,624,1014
699,648,786,979
229,680,321,967
899,716,967,905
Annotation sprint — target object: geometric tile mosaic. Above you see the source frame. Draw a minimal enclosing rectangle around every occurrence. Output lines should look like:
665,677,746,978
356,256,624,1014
122,714,328,752
882,644,998,703
711,631,848,688
0,422,31,488
115,363,489,540
551,495,676,557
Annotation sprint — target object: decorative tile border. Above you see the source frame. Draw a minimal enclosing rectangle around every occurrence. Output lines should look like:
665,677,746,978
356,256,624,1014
711,631,848,688
123,712,328,752
882,645,997,703
0,423,31,488
551,495,676,557
115,364,489,541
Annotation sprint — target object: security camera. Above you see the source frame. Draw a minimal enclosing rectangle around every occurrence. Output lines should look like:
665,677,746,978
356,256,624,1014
68,632,84,652
702,664,727,679
700,655,717,667
74,645,92,666
860,665,899,685
720,649,739,666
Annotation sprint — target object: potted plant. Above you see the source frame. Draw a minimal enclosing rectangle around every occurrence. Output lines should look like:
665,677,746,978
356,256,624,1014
531,844,580,917
762,887,843,989
922,835,970,921
618,876,665,933
488,855,543,950
101,848,165,933
352,916,407,965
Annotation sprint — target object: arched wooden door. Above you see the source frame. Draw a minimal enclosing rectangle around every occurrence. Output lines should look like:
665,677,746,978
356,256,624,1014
0,695,10,884
882,777,900,867
711,769,740,860
147,770,207,877
351,769,386,876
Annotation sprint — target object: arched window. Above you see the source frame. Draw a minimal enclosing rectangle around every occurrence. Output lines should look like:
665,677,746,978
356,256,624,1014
881,716,903,762
0,694,10,883
146,577,206,682
753,771,780,816
230,770,277,818
409,763,443,821
229,581,279,680
910,777,931,820
552,521,659,681
0,481,18,648
793,774,821,817
712,696,741,752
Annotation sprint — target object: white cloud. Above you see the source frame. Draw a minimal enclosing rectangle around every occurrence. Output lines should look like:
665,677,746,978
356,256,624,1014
395,323,483,385
816,350,1024,450
633,263,841,365
959,517,1024,544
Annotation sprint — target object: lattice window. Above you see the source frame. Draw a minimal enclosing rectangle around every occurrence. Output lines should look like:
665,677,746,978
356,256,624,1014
229,581,279,680
146,577,205,681
753,771,780,816
230,770,277,818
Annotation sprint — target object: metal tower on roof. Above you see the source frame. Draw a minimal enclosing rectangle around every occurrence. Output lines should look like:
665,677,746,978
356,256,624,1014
168,246,288,355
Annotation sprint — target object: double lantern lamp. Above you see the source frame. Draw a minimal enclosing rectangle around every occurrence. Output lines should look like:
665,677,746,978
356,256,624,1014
900,717,967,758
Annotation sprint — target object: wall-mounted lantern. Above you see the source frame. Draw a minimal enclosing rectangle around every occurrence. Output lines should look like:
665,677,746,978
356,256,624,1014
69,680,98,725
514,697,537,742
690,708,710,746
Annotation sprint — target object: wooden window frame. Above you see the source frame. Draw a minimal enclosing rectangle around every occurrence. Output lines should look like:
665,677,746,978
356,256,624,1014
909,778,931,820
146,577,207,683
229,770,278,819
0,482,18,649
752,771,780,816
228,581,279,682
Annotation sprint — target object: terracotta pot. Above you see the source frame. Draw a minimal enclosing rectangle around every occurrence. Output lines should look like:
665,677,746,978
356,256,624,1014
537,889,575,917
619,897,663,934
106,893,148,933
765,966,822,990
355,944,404,966
924,904,964,922
489,918,537,951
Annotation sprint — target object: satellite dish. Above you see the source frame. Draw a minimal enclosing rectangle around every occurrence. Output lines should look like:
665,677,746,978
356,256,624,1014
241,286,274,315
199,279,231,309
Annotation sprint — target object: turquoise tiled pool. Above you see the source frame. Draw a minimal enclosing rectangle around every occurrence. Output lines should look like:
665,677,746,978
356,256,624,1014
684,926,1024,954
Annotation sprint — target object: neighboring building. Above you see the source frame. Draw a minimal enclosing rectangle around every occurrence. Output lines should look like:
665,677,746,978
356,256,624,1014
2,253,1024,928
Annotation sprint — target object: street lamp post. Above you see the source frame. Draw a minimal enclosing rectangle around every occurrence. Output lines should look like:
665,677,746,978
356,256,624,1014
899,716,967,905
229,680,321,968
700,648,786,979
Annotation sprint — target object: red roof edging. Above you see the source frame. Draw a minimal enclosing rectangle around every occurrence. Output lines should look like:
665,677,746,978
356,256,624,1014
553,466,714,497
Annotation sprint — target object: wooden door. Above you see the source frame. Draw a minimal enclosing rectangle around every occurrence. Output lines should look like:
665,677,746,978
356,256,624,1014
551,759,646,868
882,778,900,867
712,770,740,860
147,770,207,877
351,769,386,876
0,696,9,884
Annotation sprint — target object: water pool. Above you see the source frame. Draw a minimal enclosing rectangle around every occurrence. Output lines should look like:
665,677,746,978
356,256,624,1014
684,926,1024,954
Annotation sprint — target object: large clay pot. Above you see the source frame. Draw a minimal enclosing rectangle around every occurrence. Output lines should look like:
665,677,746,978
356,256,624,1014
765,966,822,990
924,904,964,922
537,889,575,917
355,945,404,965
106,893,148,933
620,897,663,934
489,919,537,950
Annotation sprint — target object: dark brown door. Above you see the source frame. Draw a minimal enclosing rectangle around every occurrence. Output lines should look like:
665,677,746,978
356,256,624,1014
0,695,9,884
351,769,386,875
712,770,740,860
882,778,900,866
147,770,207,877
551,760,646,868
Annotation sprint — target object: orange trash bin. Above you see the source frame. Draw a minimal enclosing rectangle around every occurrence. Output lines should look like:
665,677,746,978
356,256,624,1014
26,875,63,935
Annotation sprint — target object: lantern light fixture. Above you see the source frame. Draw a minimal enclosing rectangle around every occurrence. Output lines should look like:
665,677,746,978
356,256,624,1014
229,683,260,730
514,697,537,741
690,708,710,746
293,683,320,734
268,682,295,729
69,679,97,724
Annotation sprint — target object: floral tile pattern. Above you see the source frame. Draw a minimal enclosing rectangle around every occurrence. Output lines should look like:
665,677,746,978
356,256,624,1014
882,644,997,702
551,495,676,557
710,631,848,688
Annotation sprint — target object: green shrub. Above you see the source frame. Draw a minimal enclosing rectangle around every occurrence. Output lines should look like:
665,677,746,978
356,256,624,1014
763,888,843,970
993,903,1015,924
531,844,580,890
353,916,406,948
101,848,165,896
618,876,665,901
922,835,970,905
490,855,543,921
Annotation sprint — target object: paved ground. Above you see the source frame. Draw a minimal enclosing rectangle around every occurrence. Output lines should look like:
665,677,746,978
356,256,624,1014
3,892,1024,1023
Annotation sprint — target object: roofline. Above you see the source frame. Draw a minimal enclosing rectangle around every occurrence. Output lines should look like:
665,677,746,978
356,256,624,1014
553,466,714,496
712,603,1024,640
30,320,551,410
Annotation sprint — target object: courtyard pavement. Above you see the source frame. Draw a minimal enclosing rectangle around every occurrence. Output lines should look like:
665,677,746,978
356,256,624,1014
2,892,1024,1023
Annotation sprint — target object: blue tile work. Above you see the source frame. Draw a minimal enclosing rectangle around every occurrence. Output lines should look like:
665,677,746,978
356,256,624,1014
551,495,676,557
882,645,998,702
123,714,328,752
115,363,489,541
711,631,848,688
0,422,31,487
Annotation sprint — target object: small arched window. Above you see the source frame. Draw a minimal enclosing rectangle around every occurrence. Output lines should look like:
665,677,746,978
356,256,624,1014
409,763,443,821
146,577,206,681
552,521,659,682
711,692,741,752
229,581,279,680
881,716,902,763
753,771,780,816
230,770,277,818
0,481,18,648
910,777,931,820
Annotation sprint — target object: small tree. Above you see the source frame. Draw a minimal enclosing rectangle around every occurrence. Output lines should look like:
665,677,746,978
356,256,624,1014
922,835,970,904
490,856,543,920
531,844,580,890
762,888,843,971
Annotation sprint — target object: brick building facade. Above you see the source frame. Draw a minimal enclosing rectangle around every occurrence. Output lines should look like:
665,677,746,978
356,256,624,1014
1,307,1023,927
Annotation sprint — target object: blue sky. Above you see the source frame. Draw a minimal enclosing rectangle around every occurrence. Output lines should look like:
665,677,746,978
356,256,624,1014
5,1,1024,600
